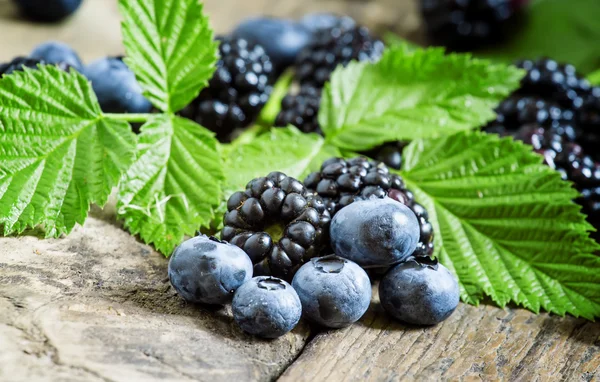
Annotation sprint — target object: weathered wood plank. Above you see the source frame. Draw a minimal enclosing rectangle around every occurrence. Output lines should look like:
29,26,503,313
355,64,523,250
0,212,310,382
279,286,600,381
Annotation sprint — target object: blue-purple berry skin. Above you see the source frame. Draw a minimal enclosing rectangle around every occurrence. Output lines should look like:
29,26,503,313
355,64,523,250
231,17,312,70
30,41,83,71
168,235,253,305
13,0,82,22
379,260,459,325
232,276,302,339
83,57,152,114
292,255,371,328
330,197,420,268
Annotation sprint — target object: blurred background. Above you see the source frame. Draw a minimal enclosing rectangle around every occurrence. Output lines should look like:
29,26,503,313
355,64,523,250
0,0,422,62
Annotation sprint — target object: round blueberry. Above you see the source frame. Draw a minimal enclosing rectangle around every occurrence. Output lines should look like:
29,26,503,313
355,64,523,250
232,276,302,339
168,235,253,305
379,259,459,325
83,57,152,114
12,0,83,22
30,41,83,71
330,197,420,268
292,255,371,328
231,17,312,71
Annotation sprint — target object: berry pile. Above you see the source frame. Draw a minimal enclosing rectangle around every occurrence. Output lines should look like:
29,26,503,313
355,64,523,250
304,157,435,258
483,58,600,223
170,161,458,338
179,37,275,142
274,85,322,134
420,0,524,51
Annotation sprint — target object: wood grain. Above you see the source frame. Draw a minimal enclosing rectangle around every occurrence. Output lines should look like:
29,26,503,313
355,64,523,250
280,286,600,381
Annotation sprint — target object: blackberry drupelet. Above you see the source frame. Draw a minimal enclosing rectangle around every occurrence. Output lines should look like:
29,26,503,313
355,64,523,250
180,37,274,142
362,141,408,170
304,157,435,259
420,0,521,51
275,85,322,134
294,23,384,88
222,172,331,281
515,58,591,110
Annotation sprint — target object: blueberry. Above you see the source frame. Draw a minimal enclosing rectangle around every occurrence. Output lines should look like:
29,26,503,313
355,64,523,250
231,17,312,71
83,57,152,114
232,276,302,338
292,255,371,328
12,0,82,22
379,259,459,325
330,197,420,268
299,13,356,33
168,235,253,305
30,41,83,71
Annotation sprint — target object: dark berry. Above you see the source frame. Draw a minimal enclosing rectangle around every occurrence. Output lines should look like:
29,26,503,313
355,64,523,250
222,172,330,281
294,23,384,88
180,37,274,142
275,85,322,134
12,0,82,22
30,41,83,71
83,57,153,114
305,156,435,261
300,13,356,33
420,0,522,51
231,17,312,72
292,255,371,328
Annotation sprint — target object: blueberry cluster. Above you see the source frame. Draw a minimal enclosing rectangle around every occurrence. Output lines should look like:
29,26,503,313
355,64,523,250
170,157,457,338
0,41,152,117
483,58,600,223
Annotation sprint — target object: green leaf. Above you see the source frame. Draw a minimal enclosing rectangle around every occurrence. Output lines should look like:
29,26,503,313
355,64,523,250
257,69,294,127
223,126,340,195
401,131,600,319
117,114,223,255
589,69,600,86
383,32,423,52
320,46,524,151
476,0,600,74
0,66,136,237
119,0,218,113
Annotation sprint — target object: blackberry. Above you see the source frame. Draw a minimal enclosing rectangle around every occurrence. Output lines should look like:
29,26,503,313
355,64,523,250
294,23,384,88
275,85,322,134
222,172,331,281
362,141,408,170
304,157,435,259
578,88,600,159
420,0,521,51
180,37,274,142
485,95,577,138
513,124,600,222
515,58,591,110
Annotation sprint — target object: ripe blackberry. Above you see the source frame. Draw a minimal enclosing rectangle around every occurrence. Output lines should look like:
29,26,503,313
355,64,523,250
515,58,591,110
222,172,331,281
275,85,322,134
420,0,521,51
362,141,408,170
180,37,274,142
294,24,384,88
304,157,435,259
485,95,577,138
513,124,600,222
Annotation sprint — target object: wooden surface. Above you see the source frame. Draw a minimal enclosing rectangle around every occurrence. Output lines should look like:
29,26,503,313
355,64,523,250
0,0,599,381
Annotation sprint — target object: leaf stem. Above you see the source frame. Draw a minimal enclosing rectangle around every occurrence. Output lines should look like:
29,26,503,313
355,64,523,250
103,113,154,123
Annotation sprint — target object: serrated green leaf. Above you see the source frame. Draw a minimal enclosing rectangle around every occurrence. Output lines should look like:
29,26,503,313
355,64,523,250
401,131,600,319
476,0,600,75
0,66,136,237
119,0,218,113
223,126,340,196
320,46,524,151
117,114,223,255
589,69,600,86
